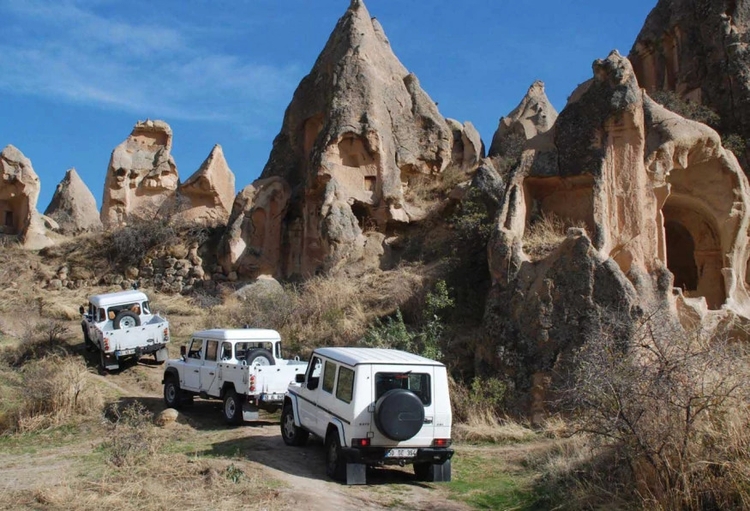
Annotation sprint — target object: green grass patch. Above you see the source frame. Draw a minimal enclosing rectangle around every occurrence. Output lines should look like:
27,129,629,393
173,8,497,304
448,447,542,510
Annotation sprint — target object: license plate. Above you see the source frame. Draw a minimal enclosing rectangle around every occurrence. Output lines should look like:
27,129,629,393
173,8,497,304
261,394,283,402
118,348,135,355
385,448,417,458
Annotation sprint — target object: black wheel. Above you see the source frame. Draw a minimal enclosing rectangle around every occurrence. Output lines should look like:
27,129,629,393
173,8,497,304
113,310,140,329
414,459,451,482
223,388,243,425
164,376,182,408
374,389,425,441
99,349,107,372
280,402,309,446
246,348,274,366
325,431,346,482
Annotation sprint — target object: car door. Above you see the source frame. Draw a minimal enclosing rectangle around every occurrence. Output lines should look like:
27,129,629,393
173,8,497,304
296,355,323,435
200,340,220,396
182,338,204,391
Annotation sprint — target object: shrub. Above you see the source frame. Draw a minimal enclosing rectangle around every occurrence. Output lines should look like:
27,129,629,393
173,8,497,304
651,90,721,129
561,309,750,510
102,401,159,467
1,320,70,368
523,212,585,261
107,218,177,268
2,355,102,433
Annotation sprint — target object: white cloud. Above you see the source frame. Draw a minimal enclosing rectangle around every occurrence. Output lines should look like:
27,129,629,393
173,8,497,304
0,0,301,137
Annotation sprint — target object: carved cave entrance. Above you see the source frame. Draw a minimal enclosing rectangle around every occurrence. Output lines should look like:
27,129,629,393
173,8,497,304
662,198,725,309
0,198,22,235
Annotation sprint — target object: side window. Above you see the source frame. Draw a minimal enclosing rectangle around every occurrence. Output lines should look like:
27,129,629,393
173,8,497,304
98,308,106,321
205,340,219,362
306,356,322,390
187,339,203,359
322,361,337,394
142,301,151,314
220,342,232,361
336,367,354,403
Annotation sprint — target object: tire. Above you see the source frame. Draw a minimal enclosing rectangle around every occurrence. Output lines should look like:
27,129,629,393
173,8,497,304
280,402,308,446
164,376,183,409
325,431,346,482
245,348,274,366
223,388,243,425
374,389,425,441
113,310,140,329
414,459,452,482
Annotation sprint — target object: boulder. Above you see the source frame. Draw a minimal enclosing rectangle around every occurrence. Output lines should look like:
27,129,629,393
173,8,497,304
44,168,102,234
245,0,453,278
447,119,484,171
233,275,285,301
176,144,236,226
0,145,52,248
101,119,179,228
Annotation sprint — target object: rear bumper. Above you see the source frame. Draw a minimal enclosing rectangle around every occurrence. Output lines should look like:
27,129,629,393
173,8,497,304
114,343,167,358
340,446,454,466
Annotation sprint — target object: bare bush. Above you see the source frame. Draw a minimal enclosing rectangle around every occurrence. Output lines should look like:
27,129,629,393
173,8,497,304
102,402,159,467
523,212,586,261
107,219,177,268
561,309,750,510
2,355,102,433
1,320,70,367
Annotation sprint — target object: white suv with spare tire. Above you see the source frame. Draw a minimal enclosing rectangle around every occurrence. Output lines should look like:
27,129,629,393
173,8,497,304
280,347,453,485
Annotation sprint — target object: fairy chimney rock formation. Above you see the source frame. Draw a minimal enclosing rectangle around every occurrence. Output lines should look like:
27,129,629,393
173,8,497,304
447,119,484,171
483,50,750,419
101,120,179,228
231,0,452,278
489,80,558,158
630,0,750,148
0,145,52,248
176,144,235,226
44,168,102,234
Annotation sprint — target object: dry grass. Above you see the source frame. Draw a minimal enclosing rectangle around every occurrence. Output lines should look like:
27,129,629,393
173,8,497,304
8,454,289,511
454,412,538,444
523,212,586,261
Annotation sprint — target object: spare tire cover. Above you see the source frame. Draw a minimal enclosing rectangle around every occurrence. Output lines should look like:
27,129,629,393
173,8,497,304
374,389,425,441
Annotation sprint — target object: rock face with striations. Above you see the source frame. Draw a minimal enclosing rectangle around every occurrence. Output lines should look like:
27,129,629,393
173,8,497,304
482,51,750,421
176,144,235,226
44,168,102,234
629,0,750,152
221,0,454,279
0,145,52,249
101,120,179,228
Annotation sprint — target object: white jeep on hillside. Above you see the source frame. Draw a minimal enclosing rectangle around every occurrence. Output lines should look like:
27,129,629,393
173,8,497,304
80,290,170,371
162,329,308,424
280,347,454,485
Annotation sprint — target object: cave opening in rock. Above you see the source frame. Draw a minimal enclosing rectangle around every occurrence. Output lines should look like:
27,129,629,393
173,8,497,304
662,198,726,309
350,201,371,230
664,220,698,291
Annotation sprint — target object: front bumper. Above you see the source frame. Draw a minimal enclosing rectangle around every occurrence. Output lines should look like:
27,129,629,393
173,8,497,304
340,446,454,466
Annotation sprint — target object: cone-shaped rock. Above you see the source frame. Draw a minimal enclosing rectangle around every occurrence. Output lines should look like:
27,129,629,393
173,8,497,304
101,119,179,228
229,0,452,278
489,81,558,158
44,168,102,234
0,145,52,248
630,0,750,151
176,144,235,226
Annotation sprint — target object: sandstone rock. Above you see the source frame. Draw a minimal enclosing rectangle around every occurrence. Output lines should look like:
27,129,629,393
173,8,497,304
630,0,750,155
249,0,452,278
176,144,235,226
44,168,102,234
234,275,285,301
483,50,750,418
0,145,52,249
447,119,484,171
155,408,179,426
489,81,558,159
101,120,179,228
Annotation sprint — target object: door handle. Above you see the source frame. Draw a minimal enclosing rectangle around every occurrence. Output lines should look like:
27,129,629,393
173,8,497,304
209,372,215,376
193,370,199,373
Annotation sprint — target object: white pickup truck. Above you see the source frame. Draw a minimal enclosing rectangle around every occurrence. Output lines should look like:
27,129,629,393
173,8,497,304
162,329,308,424
80,290,170,371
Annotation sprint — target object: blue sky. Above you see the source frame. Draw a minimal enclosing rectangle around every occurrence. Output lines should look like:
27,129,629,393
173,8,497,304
0,0,656,210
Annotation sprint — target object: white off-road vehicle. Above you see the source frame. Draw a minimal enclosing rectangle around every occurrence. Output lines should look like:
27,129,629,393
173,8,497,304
281,347,453,485
80,290,170,371
162,329,308,424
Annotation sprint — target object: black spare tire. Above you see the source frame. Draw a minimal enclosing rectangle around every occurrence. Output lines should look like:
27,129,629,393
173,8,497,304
113,310,141,330
374,389,425,441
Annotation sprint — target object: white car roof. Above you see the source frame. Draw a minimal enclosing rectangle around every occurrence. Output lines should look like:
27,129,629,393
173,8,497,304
192,329,281,341
90,290,149,308
313,347,444,367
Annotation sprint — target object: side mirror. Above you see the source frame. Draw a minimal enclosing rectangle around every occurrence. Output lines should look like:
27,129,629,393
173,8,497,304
79,306,85,315
295,373,305,384
180,345,186,358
